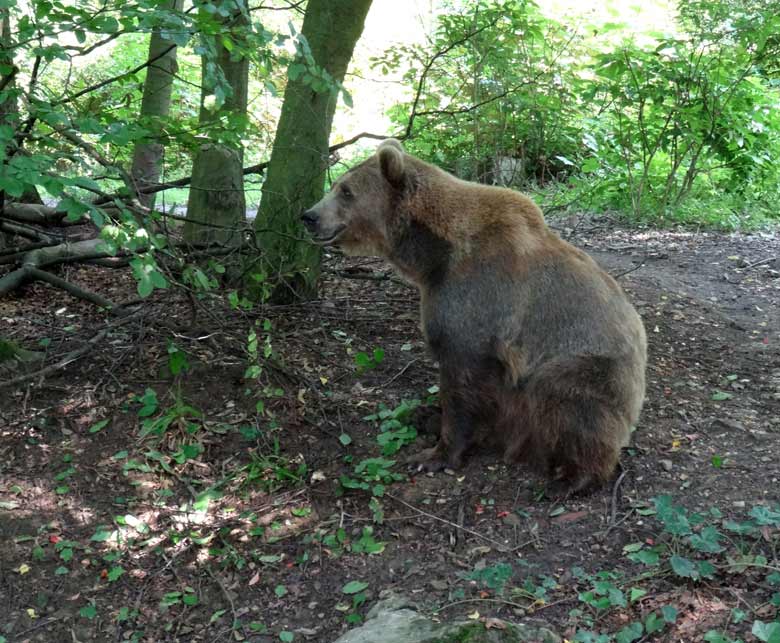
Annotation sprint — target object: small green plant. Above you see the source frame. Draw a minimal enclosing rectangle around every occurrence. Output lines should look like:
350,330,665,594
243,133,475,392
341,580,369,625
240,448,308,493
166,340,190,376
354,347,385,373
464,562,514,596
364,399,420,456
338,457,405,498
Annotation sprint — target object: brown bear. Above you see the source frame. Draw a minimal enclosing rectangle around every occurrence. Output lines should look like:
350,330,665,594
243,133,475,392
301,139,647,491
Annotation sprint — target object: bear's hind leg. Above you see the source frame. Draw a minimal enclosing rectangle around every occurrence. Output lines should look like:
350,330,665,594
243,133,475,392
526,356,632,490
534,395,626,490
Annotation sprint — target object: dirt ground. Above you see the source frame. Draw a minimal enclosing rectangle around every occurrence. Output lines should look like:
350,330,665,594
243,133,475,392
1,216,779,643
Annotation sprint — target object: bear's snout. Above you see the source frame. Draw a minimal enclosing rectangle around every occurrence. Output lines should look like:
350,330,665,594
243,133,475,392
300,209,319,231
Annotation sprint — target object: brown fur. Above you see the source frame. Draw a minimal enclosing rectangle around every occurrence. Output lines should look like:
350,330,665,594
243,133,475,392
302,139,647,490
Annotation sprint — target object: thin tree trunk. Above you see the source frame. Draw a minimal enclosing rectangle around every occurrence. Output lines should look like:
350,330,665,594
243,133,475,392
254,0,373,301
130,0,184,209
1,7,15,249
184,6,249,248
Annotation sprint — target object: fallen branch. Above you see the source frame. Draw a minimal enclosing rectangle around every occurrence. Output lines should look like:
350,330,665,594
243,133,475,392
0,219,60,243
0,238,118,297
26,267,115,309
0,240,58,259
2,203,66,226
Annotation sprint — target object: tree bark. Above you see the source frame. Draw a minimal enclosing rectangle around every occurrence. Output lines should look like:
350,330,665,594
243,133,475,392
1,7,15,249
182,144,244,246
130,0,184,209
184,6,249,249
253,0,373,301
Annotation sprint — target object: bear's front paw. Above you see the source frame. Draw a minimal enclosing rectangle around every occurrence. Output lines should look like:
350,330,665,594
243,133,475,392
406,444,460,473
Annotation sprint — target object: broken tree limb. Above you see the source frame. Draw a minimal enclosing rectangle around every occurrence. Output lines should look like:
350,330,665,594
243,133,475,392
0,219,60,243
0,238,118,298
26,267,115,309
2,203,67,226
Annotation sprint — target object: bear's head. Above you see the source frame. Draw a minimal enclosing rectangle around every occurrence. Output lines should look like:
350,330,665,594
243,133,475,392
301,138,411,257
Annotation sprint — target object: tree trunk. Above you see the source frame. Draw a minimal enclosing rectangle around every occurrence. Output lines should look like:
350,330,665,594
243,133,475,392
254,0,373,301
182,144,244,246
130,0,184,209
1,7,14,249
184,7,249,248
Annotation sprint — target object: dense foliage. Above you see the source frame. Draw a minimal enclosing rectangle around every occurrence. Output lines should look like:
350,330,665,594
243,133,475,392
1,0,778,310
385,0,780,227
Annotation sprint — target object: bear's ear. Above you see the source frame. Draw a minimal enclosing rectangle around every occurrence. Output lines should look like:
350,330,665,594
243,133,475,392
378,140,405,187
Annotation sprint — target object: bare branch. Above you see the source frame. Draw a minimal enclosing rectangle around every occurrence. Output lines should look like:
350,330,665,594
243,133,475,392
56,43,177,107
404,16,502,140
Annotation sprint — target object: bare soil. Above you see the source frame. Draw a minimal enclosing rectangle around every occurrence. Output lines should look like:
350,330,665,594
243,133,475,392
1,216,778,643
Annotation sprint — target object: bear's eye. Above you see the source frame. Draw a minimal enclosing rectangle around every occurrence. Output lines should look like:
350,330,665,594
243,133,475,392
340,185,353,199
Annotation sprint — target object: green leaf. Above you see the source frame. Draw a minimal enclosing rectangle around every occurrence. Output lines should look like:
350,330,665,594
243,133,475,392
274,584,287,597
107,566,125,582
698,560,717,579
630,549,660,566
704,633,733,643
670,556,698,579
629,588,647,603
615,622,643,643
182,592,198,606
279,632,294,642
645,612,664,634
91,528,113,542
581,157,600,173
342,580,368,595
339,433,352,446
688,525,724,553
752,620,780,643
749,506,780,526
89,419,109,434
661,606,678,623
80,603,98,619
711,391,732,401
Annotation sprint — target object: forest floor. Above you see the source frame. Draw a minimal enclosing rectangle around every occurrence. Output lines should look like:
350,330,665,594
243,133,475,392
1,215,779,643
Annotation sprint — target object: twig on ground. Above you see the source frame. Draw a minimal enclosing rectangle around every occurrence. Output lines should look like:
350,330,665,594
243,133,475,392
609,467,628,528
612,261,646,279
381,358,420,387
386,492,530,553
743,256,776,270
